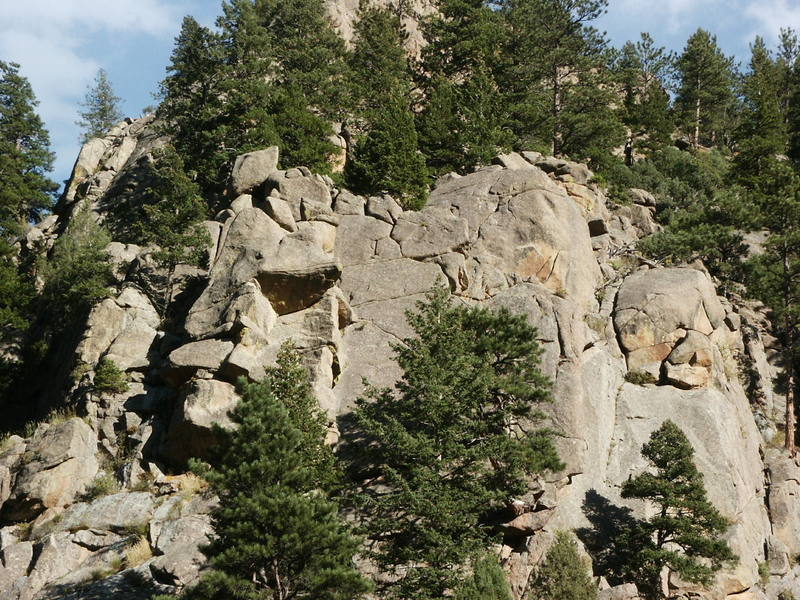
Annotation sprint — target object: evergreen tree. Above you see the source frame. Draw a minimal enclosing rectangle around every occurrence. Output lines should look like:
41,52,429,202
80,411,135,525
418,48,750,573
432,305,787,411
346,92,428,209
417,0,511,174
745,160,800,456
353,287,563,599
159,14,278,203
185,346,370,600
345,3,428,206
614,33,675,164
530,531,596,600
675,29,736,148
75,68,124,143
620,421,736,598
0,60,57,237
129,146,211,313
39,205,113,326
498,0,623,161
454,554,513,600
733,37,787,183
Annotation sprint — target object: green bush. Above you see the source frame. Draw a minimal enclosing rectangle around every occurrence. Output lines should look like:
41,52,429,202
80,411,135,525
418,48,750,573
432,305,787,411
624,370,658,385
93,358,128,394
83,472,120,501
531,531,597,600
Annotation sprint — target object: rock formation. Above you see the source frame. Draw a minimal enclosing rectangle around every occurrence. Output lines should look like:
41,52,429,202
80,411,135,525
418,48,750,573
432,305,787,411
1,116,796,600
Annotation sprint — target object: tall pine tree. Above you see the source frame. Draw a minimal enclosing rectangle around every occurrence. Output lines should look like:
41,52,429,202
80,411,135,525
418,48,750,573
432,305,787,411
345,2,428,208
498,0,623,161
530,531,596,600
620,421,736,598
75,68,124,143
733,37,787,183
353,287,562,599
614,33,675,164
185,345,370,600
675,29,736,148
417,0,511,174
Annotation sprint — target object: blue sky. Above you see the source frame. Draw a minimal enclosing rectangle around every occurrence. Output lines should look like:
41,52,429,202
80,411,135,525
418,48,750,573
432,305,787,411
2,0,800,189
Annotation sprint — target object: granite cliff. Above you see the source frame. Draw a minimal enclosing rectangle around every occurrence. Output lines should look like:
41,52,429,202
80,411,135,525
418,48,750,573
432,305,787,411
0,115,797,600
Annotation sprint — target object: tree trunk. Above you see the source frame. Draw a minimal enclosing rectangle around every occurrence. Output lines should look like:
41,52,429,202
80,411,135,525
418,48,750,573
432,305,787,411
784,241,796,457
693,94,701,148
786,356,796,457
552,65,562,157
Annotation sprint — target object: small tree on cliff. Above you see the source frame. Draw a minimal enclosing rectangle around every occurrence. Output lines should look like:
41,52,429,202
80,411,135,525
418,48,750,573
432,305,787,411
530,531,596,600
353,286,563,599
620,421,735,598
76,68,124,143
185,345,369,600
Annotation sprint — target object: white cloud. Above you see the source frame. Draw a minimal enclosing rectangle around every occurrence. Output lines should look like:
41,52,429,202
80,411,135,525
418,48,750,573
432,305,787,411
607,0,724,33
0,0,194,185
743,0,800,42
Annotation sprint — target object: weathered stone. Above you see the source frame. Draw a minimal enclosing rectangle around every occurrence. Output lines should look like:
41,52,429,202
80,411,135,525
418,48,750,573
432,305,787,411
168,340,234,372
665,362,711,389
185,208,285,338
365,195,402,224
628,188,657,207
0,541,33,593
162,380,238,465
598,583,640,600
231,147,279,194
4,419,98,520
494,152,536,170
230,193,253,214
390,206,469,259
615,268,726,353
338,258,443,307
262,196,297,232
59,492,155,533
333,190,366,215
266,170,332,208
150,514,211,586
24,533,91,597
335,214,394,266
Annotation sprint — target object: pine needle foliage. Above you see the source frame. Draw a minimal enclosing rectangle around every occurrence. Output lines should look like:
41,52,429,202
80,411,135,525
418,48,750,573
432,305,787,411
454,554,513,600
620,421,736,598
529,531,596,600
185,344,369,600
76,68,124,143
354,286,563,599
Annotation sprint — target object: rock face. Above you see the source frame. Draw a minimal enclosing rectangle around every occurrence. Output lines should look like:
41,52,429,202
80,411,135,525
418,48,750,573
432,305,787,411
0,130,795,600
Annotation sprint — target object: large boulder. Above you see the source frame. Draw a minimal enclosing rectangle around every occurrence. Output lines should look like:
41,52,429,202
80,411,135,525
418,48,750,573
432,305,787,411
230,147,279,195
161,379,239,465
58,492,155,533
3,419,98,521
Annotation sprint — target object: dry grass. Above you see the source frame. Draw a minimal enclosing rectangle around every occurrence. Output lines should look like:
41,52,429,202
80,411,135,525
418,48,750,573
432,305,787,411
125,536,153,568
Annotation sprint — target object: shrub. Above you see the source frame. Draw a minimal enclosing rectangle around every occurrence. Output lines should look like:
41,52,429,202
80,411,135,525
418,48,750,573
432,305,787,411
93,358,128,394
124,536,153,568
83,472,120,500
624,370,657,385
531,531,596,600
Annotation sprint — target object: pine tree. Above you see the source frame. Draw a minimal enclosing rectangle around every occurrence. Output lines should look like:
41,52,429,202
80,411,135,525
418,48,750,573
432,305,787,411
614,33,675,164
417,0,511,174
75,68,124,143
733,37,787,183
39,204,113,326
454,554,513,600
346,92,428,209
675,29,736,148
530,531,596,600
620,421,736,598
159,14,278,203
128,146,211,313
498,0,623,161
185,345,370,600
745,160,800,456
0,60,57,237
354,286,563,599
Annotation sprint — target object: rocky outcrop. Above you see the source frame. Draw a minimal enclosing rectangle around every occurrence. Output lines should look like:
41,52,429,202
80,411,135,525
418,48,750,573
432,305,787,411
1,127,797,600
